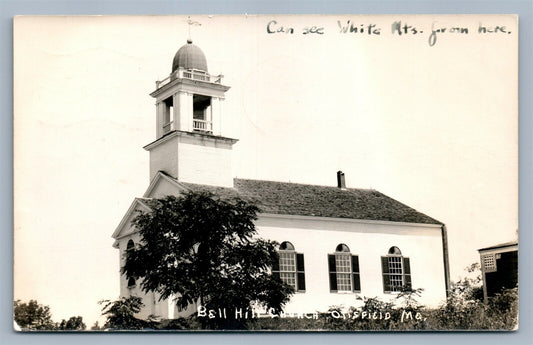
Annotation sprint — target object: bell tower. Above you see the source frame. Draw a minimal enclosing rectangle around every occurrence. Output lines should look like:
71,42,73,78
144,40,238,187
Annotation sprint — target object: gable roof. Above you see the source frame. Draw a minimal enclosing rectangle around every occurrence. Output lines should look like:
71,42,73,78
176,177,441,225
111,197,153,240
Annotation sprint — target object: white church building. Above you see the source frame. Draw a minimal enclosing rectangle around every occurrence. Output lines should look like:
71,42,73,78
112,39,450,320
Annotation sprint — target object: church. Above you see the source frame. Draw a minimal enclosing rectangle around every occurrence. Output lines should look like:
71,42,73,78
112,39,450,320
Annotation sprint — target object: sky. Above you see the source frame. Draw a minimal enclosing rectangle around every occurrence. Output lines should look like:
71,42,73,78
13,15,518,326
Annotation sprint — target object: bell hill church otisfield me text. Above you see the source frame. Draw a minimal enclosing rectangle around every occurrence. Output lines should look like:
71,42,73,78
111,39,450,319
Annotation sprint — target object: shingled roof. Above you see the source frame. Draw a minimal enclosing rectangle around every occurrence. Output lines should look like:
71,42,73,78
177,178,441,225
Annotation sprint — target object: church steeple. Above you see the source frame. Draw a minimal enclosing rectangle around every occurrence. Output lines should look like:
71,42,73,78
151,40,230,139
143,40,237,187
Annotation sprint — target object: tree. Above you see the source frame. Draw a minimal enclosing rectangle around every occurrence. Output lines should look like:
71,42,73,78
57,316,86,330
99,296,147,330
14,300,55,330
90,321,101,330
122,192,293,324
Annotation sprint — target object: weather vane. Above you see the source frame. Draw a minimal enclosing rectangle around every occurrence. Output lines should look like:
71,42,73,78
185,16,201,42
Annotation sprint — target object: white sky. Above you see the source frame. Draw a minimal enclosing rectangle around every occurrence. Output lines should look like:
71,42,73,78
13,15,518,326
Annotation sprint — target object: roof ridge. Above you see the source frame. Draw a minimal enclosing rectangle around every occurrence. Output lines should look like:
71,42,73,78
234,177,376,191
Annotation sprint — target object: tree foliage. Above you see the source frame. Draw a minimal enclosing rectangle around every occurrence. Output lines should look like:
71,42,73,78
99,296,148,330
57,316,86,330
90,321,101,330
14,300,55,330
122,192,293,319
14,299,87,331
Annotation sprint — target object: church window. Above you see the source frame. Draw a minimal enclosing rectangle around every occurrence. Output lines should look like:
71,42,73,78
126,240,136,288
271,241,306,292
328,244,361,293
127,277,136,289
381,246,411,292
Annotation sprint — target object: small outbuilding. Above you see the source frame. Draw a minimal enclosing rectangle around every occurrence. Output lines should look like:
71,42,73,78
478,241,518,303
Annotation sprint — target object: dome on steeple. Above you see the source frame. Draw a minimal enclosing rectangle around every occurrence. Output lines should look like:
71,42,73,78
172,39,208,73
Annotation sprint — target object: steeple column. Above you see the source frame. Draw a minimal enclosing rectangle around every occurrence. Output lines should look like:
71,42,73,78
156,101,172,138
156,102,167,138
211,97,222,136
173,91,193,132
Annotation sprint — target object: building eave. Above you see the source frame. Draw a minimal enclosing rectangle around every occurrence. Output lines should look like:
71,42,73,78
257,212,443,228
478,242,518,253
143,130,238,151
150,78,230,98
142,171,189,198
111,198,152,240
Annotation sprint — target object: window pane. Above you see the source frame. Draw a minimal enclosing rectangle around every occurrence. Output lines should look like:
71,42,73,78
279,252,296,271
280,272,296,288
279,251,296,289
337,273,352,291
387,256,403,291
335,254,352,291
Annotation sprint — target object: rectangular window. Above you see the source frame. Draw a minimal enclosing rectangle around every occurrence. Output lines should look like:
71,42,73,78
388,256,403,292
381,256,411,292
272,252,306,292
279,252,297,290
329,254,361,293
335,253,352,291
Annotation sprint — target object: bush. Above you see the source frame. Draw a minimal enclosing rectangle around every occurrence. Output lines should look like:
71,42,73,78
426,263,518,330
105,264,518,331
157,317,203,330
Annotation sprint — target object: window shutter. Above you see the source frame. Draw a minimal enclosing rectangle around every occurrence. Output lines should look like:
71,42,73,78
272,254,280,279
352,255,361,291
403,257,411,289
296,253,306,292
381,256,390,292
328,254,337,292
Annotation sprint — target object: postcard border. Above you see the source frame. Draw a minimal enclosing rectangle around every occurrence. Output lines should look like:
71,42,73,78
4,1,532,344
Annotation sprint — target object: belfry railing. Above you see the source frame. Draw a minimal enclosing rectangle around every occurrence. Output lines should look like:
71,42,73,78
156,68,223,88
193,119,212,133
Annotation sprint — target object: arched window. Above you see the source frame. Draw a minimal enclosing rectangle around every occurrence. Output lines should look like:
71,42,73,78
381,246,411,292
388,246,402,255
272,241,306,292
127,277,136,288
126,240,135,288
328,244,361,293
